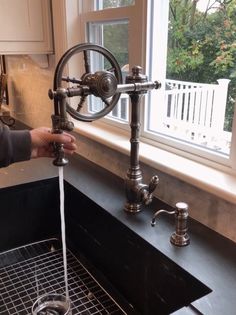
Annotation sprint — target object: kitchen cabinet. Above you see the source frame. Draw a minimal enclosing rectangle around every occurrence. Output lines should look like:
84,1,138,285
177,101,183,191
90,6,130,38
0,0,53,54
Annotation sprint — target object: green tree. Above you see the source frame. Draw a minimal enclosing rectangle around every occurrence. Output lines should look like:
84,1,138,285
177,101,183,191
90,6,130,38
167,0,236,131
101,0,132,68
104,23,129,67
103,0,134,8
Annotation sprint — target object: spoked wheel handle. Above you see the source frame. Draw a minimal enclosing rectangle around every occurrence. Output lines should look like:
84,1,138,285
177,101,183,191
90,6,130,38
51,43,123,123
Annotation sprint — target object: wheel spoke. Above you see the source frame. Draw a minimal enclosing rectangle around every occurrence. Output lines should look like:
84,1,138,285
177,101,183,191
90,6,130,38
102,97,112,107
76,95,87,112
62,76,82,84
83,50,91,73
106,67,115,73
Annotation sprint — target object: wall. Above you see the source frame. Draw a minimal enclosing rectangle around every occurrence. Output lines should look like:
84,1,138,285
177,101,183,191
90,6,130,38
6,55,54,128
5,55,236,243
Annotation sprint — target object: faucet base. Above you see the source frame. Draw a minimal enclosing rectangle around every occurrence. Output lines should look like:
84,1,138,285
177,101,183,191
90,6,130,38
124,202,142,213
170,232,190,247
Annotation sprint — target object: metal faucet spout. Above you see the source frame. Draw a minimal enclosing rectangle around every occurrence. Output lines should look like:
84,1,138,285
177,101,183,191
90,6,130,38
151,209,175,226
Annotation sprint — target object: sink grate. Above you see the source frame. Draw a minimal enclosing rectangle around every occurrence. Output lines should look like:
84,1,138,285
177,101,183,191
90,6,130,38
0,239,127,315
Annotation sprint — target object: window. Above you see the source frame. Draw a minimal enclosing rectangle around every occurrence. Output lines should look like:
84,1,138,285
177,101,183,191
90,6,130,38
78,0,147,128
96,0,135,10
77,0,236,170
145,0,236,167
88,19,130,122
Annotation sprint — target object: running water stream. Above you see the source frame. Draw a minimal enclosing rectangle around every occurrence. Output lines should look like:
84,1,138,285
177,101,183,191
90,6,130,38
32,167,70,315
58,166,69,300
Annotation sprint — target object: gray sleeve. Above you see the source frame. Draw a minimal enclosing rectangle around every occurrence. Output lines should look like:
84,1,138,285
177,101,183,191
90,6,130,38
0,125,31,168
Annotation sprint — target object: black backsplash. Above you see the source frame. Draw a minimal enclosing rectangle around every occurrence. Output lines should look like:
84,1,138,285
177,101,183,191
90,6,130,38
0,178,60,252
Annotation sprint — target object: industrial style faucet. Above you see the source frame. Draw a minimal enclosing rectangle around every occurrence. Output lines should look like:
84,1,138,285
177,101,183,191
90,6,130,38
124,66,160,213
49,43,161,212
151,202,190,246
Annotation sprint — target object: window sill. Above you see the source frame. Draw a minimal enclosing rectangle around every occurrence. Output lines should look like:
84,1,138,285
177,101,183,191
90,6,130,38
74,121,236,205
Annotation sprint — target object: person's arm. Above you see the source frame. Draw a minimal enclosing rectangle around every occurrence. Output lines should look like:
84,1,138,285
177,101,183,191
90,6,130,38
29,127,76,159
0,125,31,167
0,126,77,168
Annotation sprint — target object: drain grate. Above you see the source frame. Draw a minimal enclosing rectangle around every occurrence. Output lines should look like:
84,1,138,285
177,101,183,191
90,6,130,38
0,239,127,315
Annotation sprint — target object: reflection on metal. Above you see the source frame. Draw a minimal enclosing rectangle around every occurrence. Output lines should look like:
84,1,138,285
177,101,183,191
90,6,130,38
49,43,161,212
151,202,190,247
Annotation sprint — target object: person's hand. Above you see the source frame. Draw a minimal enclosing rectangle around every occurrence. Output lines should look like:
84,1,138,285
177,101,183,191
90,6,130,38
30,127,77,159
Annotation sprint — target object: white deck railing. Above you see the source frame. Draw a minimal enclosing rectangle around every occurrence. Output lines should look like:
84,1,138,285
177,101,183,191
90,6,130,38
107,77,231,152
162,78,231,152
164,78,230,132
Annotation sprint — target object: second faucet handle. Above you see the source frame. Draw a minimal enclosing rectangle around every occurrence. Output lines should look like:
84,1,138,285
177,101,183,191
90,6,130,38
149,175,159,193
143,175,159,205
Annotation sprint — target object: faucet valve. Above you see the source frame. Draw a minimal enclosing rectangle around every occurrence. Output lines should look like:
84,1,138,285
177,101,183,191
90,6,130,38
52,142,68,167
51,128,69,167
151,202,190,247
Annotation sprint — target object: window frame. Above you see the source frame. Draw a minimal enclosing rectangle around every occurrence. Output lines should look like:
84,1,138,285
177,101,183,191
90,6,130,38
143,0,236,170
77,0,148,131
75,0,236,172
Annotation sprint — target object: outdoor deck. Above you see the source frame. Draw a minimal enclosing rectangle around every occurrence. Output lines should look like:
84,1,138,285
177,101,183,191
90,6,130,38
108,77,231,154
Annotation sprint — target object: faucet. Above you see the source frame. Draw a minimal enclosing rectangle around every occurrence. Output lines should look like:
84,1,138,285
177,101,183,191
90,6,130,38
124,66,160,213
151,202,190,246
48,43,161,212
49,87,74,166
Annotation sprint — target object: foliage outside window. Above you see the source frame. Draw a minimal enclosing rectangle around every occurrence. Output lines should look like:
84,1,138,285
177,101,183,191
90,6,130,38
96,0,135,9
167,0,236,132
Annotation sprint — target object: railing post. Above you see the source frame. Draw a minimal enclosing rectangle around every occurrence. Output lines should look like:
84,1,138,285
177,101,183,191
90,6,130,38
211,79,230,130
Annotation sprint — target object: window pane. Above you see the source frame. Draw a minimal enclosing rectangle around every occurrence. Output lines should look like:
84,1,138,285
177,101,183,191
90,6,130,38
96,0,135,10
88,20,130,122
147,0,236,157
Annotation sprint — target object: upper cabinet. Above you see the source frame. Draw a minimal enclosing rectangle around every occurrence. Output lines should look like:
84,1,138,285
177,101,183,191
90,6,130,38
0,0,53,54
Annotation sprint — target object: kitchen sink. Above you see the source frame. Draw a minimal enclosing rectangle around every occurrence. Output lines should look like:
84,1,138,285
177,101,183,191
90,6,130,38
0,178,211,315
0,238,131,315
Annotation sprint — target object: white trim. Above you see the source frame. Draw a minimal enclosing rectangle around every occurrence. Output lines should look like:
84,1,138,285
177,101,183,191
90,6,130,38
142,128,232,168
229,101,236,169
52,0,81,60
51,0,68,63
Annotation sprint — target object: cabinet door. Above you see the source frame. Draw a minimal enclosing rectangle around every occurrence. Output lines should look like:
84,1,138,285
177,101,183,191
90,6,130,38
0,0,53,54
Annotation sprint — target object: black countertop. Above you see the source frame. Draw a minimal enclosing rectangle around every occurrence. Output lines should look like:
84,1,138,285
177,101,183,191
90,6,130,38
1,154,236,315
